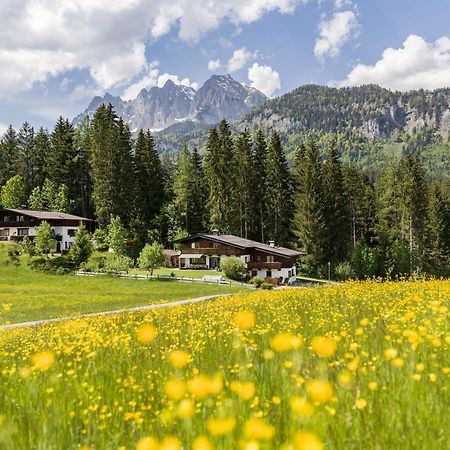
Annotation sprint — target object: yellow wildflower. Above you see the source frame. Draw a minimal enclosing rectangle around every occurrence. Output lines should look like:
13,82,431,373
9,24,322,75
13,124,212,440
294,431,323,450
311,336,337,357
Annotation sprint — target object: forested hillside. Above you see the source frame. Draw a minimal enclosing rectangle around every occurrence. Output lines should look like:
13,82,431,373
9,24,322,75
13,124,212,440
1,107,450,279
155,84,450,178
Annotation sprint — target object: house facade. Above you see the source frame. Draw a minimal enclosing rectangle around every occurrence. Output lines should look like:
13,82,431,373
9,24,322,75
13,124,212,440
0,208,91,252
177,232,303,284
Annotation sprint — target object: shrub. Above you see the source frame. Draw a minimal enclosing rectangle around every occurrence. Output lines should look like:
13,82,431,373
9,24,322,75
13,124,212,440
70,224,93,269
261,282,273,290
29,255,75,275
221,257,246,281
104,254,132,274
352,244,379,279
21,236,35,257
334,261,355,281
138,243,165,276
250,276,265,288
93,229,109,252
107,217,127,255
34,221,56,256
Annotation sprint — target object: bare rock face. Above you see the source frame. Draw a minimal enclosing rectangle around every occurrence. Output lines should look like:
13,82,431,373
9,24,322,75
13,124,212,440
73,75,268,132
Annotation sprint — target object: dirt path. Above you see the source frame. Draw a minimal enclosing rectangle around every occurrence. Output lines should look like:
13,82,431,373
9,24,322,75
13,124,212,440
1,294,228,331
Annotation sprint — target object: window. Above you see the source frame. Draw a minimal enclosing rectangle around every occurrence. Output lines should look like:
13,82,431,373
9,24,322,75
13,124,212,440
3,216,11,222
191,242,200,249
0,229,9,237
68,229,76,237
288,270,292,278
266,270,272,278
266,255,274,263
18,228,29,236
212,242,218,248
16,215,24,222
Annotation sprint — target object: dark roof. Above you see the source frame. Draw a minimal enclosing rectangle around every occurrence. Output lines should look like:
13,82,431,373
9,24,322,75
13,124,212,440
1,208,91,221
177,233,304,258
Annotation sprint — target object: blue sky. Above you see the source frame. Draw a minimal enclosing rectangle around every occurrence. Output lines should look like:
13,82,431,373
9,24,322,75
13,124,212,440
0,0,449,133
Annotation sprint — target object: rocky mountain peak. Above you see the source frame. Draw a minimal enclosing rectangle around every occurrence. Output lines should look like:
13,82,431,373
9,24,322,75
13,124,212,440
73,74,268,131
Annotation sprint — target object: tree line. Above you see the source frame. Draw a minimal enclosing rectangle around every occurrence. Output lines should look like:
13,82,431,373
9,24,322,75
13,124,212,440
1,104,449,278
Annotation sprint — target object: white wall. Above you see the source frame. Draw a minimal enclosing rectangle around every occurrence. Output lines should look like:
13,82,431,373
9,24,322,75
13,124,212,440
0,225,79,251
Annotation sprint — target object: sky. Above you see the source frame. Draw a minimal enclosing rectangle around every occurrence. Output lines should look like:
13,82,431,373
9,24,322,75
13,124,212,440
0,0,449,133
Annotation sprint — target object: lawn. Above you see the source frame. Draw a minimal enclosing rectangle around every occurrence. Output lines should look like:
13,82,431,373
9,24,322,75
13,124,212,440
0,244,246,324
0,280,448,449
133,266,227,279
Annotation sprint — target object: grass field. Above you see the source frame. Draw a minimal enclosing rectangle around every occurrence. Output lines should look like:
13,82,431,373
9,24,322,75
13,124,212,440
0,280,448,449
0,245,245,324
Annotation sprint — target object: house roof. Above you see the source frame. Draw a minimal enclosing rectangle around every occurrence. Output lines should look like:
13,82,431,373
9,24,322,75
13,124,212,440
177,233,304,258
1,208,91,221
163,249,179,257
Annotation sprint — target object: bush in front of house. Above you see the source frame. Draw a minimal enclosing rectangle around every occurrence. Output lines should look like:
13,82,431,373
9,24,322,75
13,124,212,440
261,282,273,290
29,255,75,275
250,276,265,288
70,224,93,269
93,228,109,252
221,256,246,281
138,242,165,276
104,254,132,274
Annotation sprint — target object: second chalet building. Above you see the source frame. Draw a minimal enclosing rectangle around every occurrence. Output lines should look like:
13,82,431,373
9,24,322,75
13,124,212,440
177,231,303,284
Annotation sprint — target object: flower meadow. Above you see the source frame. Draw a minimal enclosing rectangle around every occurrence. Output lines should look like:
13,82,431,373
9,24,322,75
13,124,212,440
0,281,449,449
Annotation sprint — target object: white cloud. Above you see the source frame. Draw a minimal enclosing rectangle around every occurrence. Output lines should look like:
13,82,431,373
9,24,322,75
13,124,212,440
122,63,198,100
334,0,353,9
208,59,221,71
337,35,450,91
314,10,359,60
248,63,281,97
227,47,256,72
0,0,306,98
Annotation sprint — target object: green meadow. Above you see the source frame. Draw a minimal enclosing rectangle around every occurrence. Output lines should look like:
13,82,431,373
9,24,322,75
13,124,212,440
0,244,245,324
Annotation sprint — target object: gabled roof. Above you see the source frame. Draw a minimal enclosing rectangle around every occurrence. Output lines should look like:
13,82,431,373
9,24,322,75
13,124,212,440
177,233,304,258
1,208,91,221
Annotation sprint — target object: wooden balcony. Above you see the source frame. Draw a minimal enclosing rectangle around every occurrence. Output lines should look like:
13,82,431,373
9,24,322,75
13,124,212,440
247,261,282,270
181,247,241,256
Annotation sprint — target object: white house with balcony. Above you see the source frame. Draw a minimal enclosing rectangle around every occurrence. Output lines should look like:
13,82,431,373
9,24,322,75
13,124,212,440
0,208,91,252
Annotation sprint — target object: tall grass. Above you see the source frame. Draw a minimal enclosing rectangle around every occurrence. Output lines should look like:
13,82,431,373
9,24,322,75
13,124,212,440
0,280,448,449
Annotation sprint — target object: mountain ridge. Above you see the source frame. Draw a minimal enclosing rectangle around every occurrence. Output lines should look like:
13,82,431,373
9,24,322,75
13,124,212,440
73,74,268,132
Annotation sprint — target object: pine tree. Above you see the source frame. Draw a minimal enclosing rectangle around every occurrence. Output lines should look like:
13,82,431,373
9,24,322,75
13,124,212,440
0,126,18,185
292,140,327,271
47,117,77,194
73,115,93,218
33,127,50,189
133,129,164,227
397,155,428,271
203,127,223,230
188,148,207,233
264,132,293,245
322,141,351,262
70,223,93,268
90,105,134,227
251,130,268,242
343,166,376,247
427,182,450,275
16,122,35,195
173,144,192,230
234,131,254,238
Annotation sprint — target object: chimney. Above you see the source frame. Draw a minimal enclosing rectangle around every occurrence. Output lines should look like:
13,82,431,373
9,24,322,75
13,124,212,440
269,240,275,248
211,229,220,236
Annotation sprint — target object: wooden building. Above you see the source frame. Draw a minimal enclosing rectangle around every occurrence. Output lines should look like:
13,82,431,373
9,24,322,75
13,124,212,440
177,232,303,284
0,208,91,252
